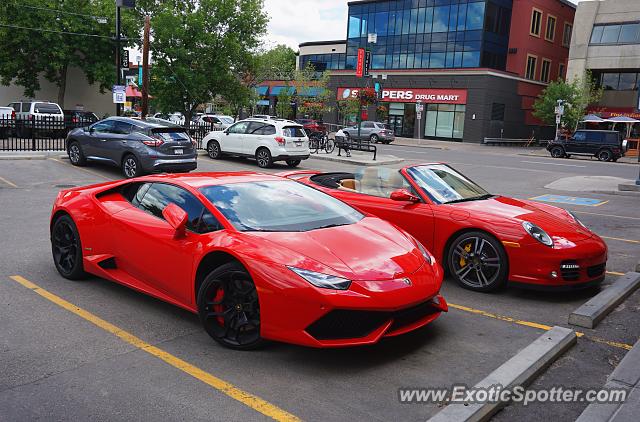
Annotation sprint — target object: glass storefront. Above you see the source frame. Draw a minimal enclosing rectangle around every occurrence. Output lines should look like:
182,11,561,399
425,104,466,139
384,103,416,138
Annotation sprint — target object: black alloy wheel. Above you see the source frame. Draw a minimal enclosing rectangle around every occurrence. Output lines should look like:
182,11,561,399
122,154,142,178
207,140,221,159
68,141,87,166
51,215,86,280
447,231,508,292
597,149,612,162
197,262,263,350
550,146,565,158
255,148,273,168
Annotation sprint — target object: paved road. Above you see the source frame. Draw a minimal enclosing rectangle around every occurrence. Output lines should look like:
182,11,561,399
0,147,638,421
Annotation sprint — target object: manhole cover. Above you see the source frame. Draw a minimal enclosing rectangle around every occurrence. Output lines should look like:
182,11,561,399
55,184,77,188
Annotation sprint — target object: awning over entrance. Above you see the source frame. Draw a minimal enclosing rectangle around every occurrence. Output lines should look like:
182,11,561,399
125,85,152,98
255,86,269,95
271,86,296,96
256,99,270,106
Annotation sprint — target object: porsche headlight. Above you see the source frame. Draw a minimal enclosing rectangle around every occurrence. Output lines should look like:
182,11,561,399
522,221,553,247
414,239,433,265
288,267,351,290
567,211,587,229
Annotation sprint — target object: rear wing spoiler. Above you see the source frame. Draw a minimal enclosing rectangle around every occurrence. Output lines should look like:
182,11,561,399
275,170,321,180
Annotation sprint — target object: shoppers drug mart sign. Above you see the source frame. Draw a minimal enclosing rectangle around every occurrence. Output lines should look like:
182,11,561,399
337,87,467,104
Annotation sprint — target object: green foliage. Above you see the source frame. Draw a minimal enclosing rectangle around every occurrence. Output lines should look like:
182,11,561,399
275,86,293,119
144,0,268,121
295,64,333,119
255,44,296,80
0,0,139,105
337,98,361,126
533,71,603,131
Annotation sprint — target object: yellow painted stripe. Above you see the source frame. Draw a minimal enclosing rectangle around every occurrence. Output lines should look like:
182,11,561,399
9,275,300,422
601,236,640,245
607,271,626,276
0,175,18,188
48,158,114,181
591,200,610,207
448,302,633,351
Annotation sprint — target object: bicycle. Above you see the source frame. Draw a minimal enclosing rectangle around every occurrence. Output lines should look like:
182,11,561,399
309,132,335,154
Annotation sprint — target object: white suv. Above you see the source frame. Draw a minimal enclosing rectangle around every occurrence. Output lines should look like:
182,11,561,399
203,118,310,168
8,101,64,137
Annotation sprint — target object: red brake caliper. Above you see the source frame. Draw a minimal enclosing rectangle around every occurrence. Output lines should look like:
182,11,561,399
213,288,225,325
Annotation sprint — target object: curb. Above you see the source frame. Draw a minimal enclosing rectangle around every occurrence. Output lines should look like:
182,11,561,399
309,154,404,166
619,184,640,193
569,272,640,329
577,337,640,422
428,326,577,422
0,154,48,160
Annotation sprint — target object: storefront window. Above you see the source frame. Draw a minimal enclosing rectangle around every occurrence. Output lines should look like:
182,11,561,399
425,104,466,140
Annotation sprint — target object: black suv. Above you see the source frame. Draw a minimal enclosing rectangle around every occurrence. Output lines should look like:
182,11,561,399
547,130,626,162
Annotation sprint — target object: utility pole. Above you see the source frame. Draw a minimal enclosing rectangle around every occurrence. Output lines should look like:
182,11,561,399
141,15,150,119
115,5,122,116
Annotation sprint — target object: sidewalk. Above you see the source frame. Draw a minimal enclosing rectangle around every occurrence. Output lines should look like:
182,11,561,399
577,327,640,421
308,149,403,166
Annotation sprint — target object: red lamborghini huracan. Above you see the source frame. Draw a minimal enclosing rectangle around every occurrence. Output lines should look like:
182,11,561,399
284,164,608,292
50,172,447,349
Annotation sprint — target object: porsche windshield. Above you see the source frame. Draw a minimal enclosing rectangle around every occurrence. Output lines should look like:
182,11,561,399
200,180,364,232
406,165,491,204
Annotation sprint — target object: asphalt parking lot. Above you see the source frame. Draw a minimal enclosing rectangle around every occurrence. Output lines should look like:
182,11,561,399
1,146,639,421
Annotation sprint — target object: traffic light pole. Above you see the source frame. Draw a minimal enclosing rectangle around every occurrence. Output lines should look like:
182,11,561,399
115,5,122,117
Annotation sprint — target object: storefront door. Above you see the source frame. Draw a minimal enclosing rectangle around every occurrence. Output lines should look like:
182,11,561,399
389,115,404,136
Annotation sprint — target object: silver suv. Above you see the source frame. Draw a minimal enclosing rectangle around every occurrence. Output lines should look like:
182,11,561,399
342,121,395,144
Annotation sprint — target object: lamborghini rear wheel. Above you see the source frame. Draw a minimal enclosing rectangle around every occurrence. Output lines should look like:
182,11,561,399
197,262,264,350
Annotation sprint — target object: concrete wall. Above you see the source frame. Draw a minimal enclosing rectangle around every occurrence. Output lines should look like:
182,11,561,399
567,0,640,81
299,43,346,56
0,66,114,117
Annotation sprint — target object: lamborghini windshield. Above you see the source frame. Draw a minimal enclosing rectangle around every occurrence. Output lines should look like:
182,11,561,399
406,165,491,204
200,180,363,232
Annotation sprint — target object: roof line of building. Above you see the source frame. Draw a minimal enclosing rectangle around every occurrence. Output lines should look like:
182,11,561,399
347,0,576,10
298,40,346,48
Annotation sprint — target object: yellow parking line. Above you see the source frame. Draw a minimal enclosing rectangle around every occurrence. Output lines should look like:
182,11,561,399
601,236,640,245
8,275,300,422
448,302,633,351
48,158,114,181
0,175,18,188
592,200,610,207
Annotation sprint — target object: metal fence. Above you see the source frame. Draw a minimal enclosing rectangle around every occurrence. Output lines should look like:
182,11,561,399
0,116,224,151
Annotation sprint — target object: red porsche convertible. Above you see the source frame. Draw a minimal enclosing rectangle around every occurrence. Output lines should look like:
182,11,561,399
284,164,608,292
50,172,447,349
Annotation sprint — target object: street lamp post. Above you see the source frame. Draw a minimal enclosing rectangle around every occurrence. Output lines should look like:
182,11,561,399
115,5,122,116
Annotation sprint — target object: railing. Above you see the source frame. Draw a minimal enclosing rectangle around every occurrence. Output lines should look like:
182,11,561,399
0,116,225,151
483,137,546,147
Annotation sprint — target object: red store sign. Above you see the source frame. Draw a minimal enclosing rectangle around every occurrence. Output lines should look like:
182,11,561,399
337,87,467,104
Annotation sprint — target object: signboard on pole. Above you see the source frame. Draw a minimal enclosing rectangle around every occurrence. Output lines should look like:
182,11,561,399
116,0,136,8
364,51,371,77
356,48,365,78
367,33,377,44
120,50,129,70
112,85,126,104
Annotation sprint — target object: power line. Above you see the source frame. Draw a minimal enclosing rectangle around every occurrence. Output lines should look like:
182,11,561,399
10,4,108,22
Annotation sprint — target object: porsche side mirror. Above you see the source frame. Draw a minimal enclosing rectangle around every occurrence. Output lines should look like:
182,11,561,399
162,203,188,239
390,189,420,203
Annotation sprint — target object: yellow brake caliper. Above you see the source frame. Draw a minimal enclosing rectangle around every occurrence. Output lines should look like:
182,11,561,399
460,243,472,267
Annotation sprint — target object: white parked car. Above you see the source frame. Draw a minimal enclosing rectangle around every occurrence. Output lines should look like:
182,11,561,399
8,100,64,137
202,118,310,168
0,106,15,138
196,114,235,129
168,112,185,125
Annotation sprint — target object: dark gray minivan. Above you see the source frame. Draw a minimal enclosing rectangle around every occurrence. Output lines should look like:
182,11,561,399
66,117,197,178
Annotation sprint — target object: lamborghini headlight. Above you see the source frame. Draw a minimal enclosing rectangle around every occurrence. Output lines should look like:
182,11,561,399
288,267,351,290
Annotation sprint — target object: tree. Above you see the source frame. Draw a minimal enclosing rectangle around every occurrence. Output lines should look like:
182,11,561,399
295,65,333,119
255,44,296,81
0,0,139,106
533,71,603,132
145,0,268,123
275,85,293,119
337,98,360,126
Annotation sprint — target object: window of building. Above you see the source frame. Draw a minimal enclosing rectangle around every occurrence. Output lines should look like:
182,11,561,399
559,63,566,80
525,55,537,80
424,104,466,139
563,23,573,47
540,59,552,83
530,9,542,37
591,22,640,45
596,72,639,91
491,103,505,121
545,15,557,42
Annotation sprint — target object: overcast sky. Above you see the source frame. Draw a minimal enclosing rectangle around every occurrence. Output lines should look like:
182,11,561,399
263,0,581,50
